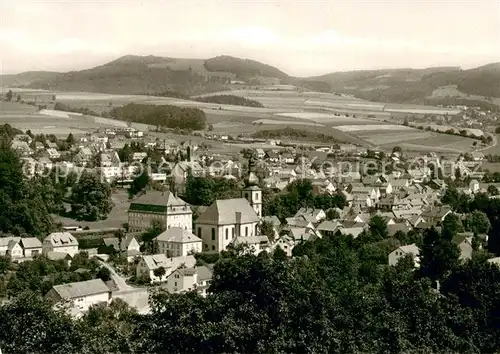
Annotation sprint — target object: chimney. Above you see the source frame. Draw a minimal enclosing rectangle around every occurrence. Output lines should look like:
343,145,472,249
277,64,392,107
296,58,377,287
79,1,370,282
235,212,242,237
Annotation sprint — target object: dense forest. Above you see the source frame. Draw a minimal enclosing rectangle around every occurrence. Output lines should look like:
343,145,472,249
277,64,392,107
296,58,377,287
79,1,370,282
253,127,343,144
109,103,207,130
194,94,264,108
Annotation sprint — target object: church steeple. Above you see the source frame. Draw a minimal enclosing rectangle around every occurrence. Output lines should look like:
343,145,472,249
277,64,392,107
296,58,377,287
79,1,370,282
242,152,262,217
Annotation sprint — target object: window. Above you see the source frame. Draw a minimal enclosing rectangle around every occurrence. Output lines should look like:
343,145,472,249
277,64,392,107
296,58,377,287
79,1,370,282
232,228,235,237
225,229,228,240
198,228,201,237
255,192,259,201
174,281,177,286
245,226,248,236
211,228,215,240
204,243,208,249
245,193,249,199
212,245,215,251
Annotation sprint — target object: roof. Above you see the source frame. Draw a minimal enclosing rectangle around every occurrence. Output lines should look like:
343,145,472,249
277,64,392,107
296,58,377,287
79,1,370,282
0,237,21,248
397,243,420,256
196,198,259,225
196,265,213,282
46,251,72,261
129,190,191,213
141,254,196,271
50,279,110,299
103,234,137,251
232,235,269,246
262,215,281,227
45,232,79,247
20,237,42,249
317,220,342,232
338,227,364,238
155,227,202,243
388,223,412,237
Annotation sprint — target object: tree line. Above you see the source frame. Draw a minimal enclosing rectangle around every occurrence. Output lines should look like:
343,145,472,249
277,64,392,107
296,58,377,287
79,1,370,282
109,103,207,130
194,94,264,108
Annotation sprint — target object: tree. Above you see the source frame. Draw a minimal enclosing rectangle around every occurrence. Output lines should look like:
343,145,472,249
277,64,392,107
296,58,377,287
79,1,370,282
258,220,275,242
142,219,165,252
419,227,460,281
469,210,491,235
97,266,112,281
442,213,464,239
70,172,113,221
16,94,21,102
129,169,150,197
52,94,56,101
368,215,389,241
153,266,166,281
326,208,340,220
5,90,13,102
65,133,75,145
488,185,499,196
208,124,214,131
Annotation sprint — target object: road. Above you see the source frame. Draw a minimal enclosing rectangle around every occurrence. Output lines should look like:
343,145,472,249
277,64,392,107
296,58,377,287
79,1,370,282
478,132,498,152
98,260,133,291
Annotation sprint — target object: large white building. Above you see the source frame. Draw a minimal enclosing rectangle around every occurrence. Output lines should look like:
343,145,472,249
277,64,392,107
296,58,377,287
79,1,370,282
42,232,79,257
154,227,202,257
128,190,192,232
195,198,260,252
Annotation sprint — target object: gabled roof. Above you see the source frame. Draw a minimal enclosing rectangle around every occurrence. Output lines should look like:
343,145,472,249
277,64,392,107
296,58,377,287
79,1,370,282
103,235,138,251
129,190,191,213
232,235,269,246
317,220,343,232
50,279,110,299
388,223,412,236
0,237,21,248
45,232,78,247
155,227,202,243
262,215,281,227
196,198,259,225
20,237,42,249
142,254,196,271
396,243,420,256
196,265,214,282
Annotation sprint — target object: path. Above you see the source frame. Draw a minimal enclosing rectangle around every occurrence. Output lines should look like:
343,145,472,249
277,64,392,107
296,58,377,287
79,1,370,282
98,260,132,291
478,132,497,152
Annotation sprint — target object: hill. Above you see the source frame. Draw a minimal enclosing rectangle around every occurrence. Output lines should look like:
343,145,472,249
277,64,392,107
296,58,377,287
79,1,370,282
0,71,60,87
306,64,500,105
204,55,288,80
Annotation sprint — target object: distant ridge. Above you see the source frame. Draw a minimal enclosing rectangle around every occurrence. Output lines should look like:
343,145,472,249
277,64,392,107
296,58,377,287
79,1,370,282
1,55,499,105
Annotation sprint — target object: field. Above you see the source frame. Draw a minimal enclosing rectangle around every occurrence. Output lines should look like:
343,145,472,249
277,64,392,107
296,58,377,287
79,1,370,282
431,85,500,106
0,87,483,153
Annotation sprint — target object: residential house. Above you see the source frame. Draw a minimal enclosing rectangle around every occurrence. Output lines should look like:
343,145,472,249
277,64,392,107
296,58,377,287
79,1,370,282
102,235,141,261
421,205,452,226
164,264,214,297
131,152,148,162
255,148,265,159
45,279,112,315
388,223,412,237
20,237,43,258
273,235,295,257
311,179,336,195
46,148,61,160
172,161,204,185
317,220,343,237
195,198,260,252
280,152,295,164
337,227,365,238
154,227,202,257
453,234,473,260
46,141,58,149
74,147,93,166
136,254,196,283
0,237,23,259
261,215,281,240
388,244,420,267
128,190,192,232
294,207,326,223
11,140,33,156
42,232,79,257
471,151,485,161
232,235,270,254
265,150,280,163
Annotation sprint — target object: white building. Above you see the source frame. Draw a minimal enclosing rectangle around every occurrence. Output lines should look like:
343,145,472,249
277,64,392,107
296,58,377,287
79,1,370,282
20,237,43,257
231,235,270,255
45,279,112,315
154,227,202,257
388,244,420,267
42,232,79,257
195,198,260,252
128,191,192,232
241,185,263,217
0,238,23,259
136,254,196,283
164,265,213,296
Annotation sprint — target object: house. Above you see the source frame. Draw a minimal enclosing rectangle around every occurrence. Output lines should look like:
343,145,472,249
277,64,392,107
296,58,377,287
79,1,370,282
154,227,202,257
131,152,148,162
74,147,93,166
387,223,412,237
311,180,336,195
45,279,112,315
261,215,281,239
265,150,280,163
136,254,196,283
421,205,452,226
20,237,43,258
102,235,141,261
46,148,61,160
255,148,265,159
294,207,326,223
1,238,23,259
337,227,365,238
164,265,214,297
273,235,295,257
172,161,204,185
471,151,485,161
195,198,260,252
231,235,270,255
11,140,33,156
388,244,420,267
280,152,295,164
42,232,79,257
128,190,192,232
317,220,343,237
453,234,473,260
46,141,58,149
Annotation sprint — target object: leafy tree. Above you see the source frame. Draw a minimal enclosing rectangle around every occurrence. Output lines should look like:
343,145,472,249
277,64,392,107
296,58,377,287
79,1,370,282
142,219,165,252
419,227,460,281
129,169,150,197
469,210,491,235
0,255,11,275
488,185,499,196
441,213,464,239
325,208,340,220
70,172,113,221
97,266,112,282
153,266,166,281
65,133,75,145
258,220,275,242
5,90,13,102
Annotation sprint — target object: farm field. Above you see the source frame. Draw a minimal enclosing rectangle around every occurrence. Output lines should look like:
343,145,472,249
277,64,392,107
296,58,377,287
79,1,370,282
388,133,478,153
431,85,500,106
252,119,324,127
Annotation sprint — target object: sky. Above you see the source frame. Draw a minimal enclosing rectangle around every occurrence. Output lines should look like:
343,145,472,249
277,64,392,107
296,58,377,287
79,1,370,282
1,0,499,76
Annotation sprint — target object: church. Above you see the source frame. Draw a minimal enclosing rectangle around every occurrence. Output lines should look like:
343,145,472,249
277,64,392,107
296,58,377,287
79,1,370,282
194,171,263,252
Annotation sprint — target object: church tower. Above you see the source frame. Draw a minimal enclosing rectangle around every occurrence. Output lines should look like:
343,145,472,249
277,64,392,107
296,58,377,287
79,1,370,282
242,153,262,217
